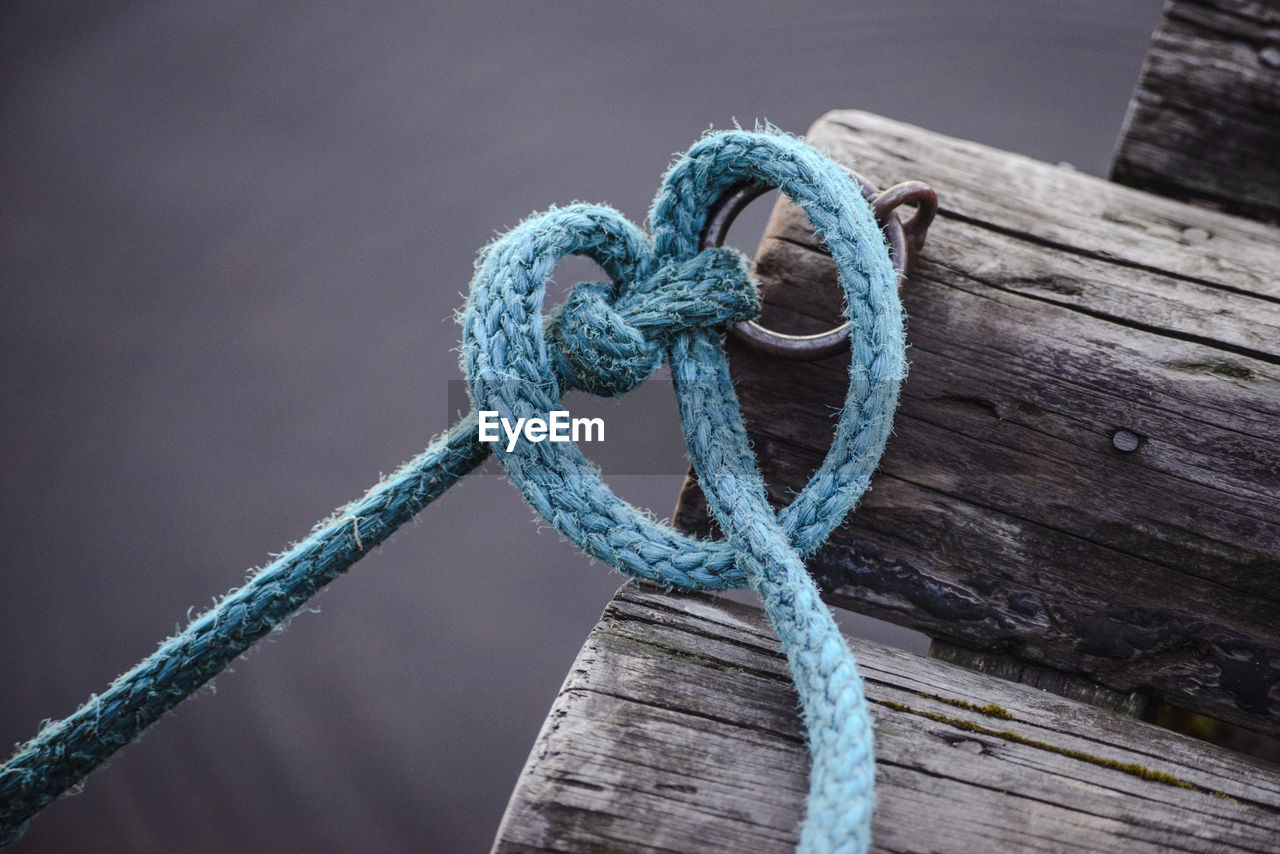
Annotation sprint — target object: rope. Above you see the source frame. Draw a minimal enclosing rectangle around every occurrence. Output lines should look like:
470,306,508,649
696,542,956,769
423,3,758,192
1,129,904,853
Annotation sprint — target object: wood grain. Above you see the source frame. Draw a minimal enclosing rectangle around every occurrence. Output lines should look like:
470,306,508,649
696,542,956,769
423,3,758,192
673,110,1280,735
493,583,1280,853
1112,0,1280,224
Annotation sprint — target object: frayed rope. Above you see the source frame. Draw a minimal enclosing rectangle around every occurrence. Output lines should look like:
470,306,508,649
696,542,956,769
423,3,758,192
1,130,903,854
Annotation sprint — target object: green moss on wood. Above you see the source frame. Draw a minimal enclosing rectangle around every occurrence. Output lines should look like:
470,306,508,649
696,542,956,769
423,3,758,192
875,699,1234,801
916,692,1014,719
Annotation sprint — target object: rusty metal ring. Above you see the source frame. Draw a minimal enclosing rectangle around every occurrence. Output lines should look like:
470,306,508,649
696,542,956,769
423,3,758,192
702,173,936,360
872,180,938,257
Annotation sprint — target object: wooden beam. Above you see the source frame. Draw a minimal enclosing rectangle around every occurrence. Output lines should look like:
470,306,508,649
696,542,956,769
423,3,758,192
673,110,1280,735
493,583,1280,853
1112,0,1280,223
927,640,1150,718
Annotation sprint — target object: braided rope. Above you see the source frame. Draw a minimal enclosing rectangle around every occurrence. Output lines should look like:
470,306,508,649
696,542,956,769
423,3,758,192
0,417,490,845
662,137,901,852
466,130,902,853
1,129,904,853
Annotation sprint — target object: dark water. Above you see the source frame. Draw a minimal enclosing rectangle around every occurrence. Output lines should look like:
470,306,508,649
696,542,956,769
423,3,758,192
1,3,1161,851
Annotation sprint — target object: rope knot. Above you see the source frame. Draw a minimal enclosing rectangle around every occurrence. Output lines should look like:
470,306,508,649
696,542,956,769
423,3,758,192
547,247,760,396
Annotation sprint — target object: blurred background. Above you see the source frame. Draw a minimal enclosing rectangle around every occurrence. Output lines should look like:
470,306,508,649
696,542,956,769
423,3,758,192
1,3,1162,851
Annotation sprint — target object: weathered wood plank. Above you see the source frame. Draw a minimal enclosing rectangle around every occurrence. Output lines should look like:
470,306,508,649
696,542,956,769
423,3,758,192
1112,0,1280,223
674,110,1280,735
928,640,1150,718
819,109,1280,302
493,583,1280,853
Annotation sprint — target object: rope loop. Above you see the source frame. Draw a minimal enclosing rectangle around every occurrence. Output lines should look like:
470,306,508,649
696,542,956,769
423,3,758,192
463,130,904,581
464,128,907,853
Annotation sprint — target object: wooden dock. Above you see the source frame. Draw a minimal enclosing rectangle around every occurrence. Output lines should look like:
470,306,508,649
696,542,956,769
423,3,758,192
495,583,1277,852
494,2,1280,849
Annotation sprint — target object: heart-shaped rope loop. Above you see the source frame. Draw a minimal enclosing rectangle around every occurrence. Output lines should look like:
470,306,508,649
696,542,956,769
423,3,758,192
463,130,905,853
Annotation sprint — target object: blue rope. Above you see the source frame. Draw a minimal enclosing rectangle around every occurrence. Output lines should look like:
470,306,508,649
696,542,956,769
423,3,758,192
0,416,491,846
1,129,904,853
465,130,903,853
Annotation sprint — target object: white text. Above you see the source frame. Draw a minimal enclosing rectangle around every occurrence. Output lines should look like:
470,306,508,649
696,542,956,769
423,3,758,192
477,410,604,452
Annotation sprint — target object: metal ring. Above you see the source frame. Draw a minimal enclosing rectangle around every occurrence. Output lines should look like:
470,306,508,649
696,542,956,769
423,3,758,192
872,180,938,257
703,173,936,360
